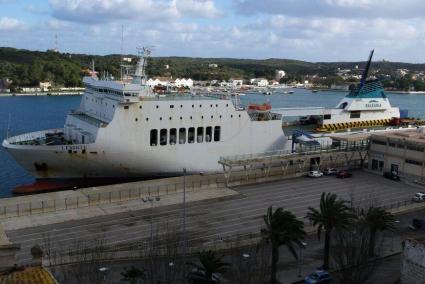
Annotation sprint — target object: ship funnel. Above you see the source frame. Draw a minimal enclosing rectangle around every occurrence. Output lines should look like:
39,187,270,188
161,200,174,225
359,49,374,88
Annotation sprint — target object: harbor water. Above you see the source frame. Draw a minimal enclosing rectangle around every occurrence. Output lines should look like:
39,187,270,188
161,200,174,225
0,89,424,196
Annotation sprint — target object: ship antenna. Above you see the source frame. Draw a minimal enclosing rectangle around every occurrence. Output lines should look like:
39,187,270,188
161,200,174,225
120,24,124,81
360,49,374,88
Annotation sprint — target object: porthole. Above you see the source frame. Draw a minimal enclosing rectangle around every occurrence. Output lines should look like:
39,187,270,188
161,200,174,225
211,115,213,119
160,117,162,121
231,115,233,118
192,104,194,108
169,117,172,120
210,104,213,107
180,105,183,108
190,116,193,119
201,116,204,119
156,105,159,109
219,115,222,118
139,106,142,109
180,117,183,120
239,114,241,118
199,104,202,108
170,105,174,109
216,104,218,107
135,118,138,122
146,118,149,121
226,104,228,107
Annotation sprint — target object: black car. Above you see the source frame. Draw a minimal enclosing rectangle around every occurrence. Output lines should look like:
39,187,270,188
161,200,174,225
383,171,400,181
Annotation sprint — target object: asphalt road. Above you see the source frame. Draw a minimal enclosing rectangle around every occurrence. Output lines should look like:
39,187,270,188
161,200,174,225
6,170,421,263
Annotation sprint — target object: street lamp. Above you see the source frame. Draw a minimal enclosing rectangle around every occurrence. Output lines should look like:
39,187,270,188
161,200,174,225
98,267,109,284
298,242,307,277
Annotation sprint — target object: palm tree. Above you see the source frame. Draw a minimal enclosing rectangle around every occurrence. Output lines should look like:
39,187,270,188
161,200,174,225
261,206,306,284
306,192,355,269
187,250,230,284
360,206,395,257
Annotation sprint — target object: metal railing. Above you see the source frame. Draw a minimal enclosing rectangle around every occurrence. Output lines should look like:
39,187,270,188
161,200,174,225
0,176,226,219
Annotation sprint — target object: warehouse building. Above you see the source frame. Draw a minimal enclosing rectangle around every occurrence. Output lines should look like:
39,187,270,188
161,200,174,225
368,128,425,180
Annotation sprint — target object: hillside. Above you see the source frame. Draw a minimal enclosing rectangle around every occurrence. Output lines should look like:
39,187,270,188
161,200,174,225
0,47,424,89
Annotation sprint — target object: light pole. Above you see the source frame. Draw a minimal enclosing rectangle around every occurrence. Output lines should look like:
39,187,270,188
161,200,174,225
391,220,401,252
298,242,307,278
142,196,161,251
98,267,109,284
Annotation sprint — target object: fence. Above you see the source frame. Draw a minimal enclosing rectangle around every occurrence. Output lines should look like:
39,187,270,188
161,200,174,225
0,175,227,219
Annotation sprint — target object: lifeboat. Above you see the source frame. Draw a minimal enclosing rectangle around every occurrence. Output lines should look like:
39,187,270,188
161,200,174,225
248,103,272,112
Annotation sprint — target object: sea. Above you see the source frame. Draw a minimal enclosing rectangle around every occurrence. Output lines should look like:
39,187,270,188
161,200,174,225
0,89,424,197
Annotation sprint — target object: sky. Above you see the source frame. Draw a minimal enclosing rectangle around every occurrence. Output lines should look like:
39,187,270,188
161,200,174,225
0,0,424,62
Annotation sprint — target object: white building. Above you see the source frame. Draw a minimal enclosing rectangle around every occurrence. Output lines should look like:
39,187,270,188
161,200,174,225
146,77,171,88
275,70,286,81
39,81,52,91
250,78,269,87
229,78,244,87
173,78,193,88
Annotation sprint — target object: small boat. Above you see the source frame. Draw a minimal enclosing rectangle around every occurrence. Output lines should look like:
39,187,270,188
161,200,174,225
263,91,272,95
288,91,294,94
312,90,319,93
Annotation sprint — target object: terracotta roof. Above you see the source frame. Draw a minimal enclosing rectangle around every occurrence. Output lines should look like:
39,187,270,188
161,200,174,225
0,267,57,284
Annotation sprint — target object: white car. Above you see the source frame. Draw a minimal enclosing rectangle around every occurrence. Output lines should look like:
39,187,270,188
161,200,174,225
413,192,425,202
323,168,338,175
308,170,323,178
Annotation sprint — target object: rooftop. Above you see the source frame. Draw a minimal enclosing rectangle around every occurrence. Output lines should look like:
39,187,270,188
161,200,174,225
0,267,57,284
371,128,425,144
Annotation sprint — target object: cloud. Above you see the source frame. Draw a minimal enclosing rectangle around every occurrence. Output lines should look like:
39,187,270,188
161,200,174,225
49,0,222,24
234,0,425,19
0,17,24,31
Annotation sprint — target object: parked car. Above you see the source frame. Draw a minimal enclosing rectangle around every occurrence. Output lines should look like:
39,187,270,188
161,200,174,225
305,270,332,284
323,168,338,175
308,170,323,178
383,171,400,181
336,170,352,179
413,192,425,202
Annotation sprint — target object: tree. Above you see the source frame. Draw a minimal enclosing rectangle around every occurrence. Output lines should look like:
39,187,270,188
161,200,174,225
121,266,146,284
306,192,355,269
360,206,395,257
187,250,231,284
261,206,306,284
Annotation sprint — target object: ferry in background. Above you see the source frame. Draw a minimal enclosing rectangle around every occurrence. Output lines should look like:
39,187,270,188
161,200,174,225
2,47,287,193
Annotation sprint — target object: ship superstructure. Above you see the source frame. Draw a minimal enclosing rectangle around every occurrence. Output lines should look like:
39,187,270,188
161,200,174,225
316,50,400,131
2,48,287,180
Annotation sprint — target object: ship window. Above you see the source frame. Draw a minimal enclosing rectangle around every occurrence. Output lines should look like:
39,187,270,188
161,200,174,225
169,117,172,120
188,127,195,144
139,106,142,109
210,104,213,107
135,118,138,122
201,116,204,119
324,114,331,120
150,129,158,146
230,115,233,118
179,128,186,144
180,105,183,108
124,106,129,110
170,105,174,109
219,115,222,118
160,117,162,120
180,116,182,120
216,104,218,107
199,104,202,108
214,126,221,142
156,105,159,109
190,116,192,120
206,127,212,142
146,118,149,121
226,104,229,107
170,128,177,145
350,111,361,119
192,104,194,108
160,129,167,146
197,127,204,143
211,115,213,119
239,114,241,118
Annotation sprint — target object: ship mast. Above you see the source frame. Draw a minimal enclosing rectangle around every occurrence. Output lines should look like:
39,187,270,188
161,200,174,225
132,47,151,85
359,49,374,89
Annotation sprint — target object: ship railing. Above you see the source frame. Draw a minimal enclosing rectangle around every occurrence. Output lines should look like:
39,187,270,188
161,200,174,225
7,129,64,144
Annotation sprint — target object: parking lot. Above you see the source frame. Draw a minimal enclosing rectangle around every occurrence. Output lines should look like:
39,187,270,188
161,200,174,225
6,170,421,263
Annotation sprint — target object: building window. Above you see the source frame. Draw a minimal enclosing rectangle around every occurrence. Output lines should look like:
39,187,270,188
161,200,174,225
179,128,186,144
350,111,361,119
406,159,422,166
206,127,212,142
407,145,424,152
160,129,167,146
389,142,396,147
170,128,177,145
214,126,221,141
324,114,331,120
372,140,386,146
150,129,158,146
188,127,195,144
197,127,204,143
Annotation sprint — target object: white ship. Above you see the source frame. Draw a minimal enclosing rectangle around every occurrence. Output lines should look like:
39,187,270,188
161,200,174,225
315,50,400,131
2,48,287,180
